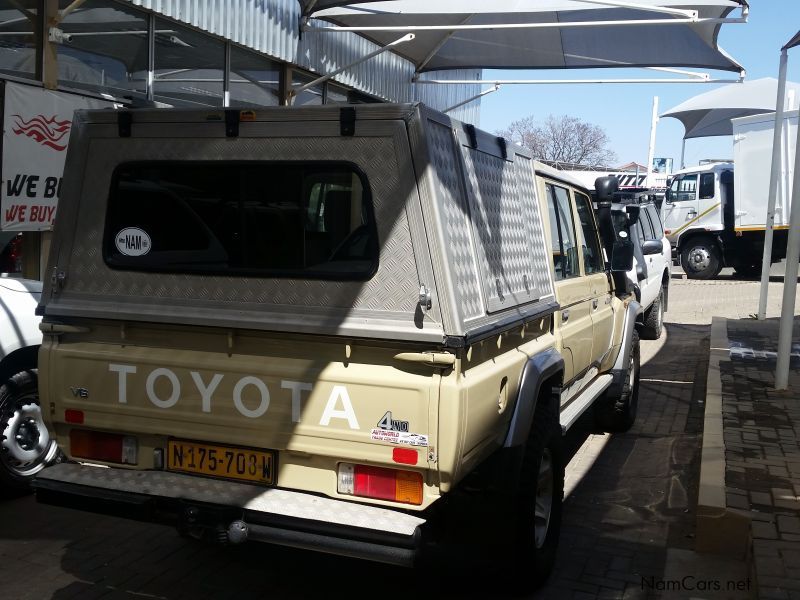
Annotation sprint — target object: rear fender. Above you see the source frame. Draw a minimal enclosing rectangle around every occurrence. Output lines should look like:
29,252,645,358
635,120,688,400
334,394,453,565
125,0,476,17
503,348,564,448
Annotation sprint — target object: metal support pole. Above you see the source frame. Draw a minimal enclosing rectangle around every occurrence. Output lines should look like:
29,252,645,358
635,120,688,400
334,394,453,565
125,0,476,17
413,77,742,85
680,138,686,169
146,13,154,101
42,0,58,89
289,33,414,101
223,42,231,107
310,16,747,34
443,85,500,114
775,102,800,390
646,96,659,188
758,49,790,320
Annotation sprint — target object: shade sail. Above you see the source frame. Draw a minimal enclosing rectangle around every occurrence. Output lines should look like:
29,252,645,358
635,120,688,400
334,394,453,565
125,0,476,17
785,30,800,51
311,1,747,73
661,77,800,138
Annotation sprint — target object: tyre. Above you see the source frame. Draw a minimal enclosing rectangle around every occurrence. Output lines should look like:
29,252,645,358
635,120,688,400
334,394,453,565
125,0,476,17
512,399,564,590
595,331,640,433
640,289,664,340
0,370,59,491
681,238,722,280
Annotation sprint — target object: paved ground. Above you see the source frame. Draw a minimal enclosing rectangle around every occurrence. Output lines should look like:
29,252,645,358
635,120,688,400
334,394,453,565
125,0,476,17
721,319,800,600
1,279,799,599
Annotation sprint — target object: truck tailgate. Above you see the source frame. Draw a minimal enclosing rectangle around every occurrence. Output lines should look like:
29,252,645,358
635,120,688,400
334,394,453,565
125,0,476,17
40,321,438,506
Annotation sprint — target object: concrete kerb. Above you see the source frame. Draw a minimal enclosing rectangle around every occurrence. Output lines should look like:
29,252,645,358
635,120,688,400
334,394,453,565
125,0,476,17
696,316,753,559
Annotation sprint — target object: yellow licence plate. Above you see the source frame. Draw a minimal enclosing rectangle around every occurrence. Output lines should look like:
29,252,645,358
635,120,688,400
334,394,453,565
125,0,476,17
167,440,276,485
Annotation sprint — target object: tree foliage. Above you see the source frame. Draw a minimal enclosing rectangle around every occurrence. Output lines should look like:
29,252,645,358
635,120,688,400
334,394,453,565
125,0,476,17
498,114,617,167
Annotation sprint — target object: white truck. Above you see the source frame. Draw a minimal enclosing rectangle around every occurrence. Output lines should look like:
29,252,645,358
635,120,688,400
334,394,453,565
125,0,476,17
663,109,797,279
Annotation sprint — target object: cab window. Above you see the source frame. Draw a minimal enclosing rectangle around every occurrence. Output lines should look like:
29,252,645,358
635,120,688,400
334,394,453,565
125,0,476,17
699,173,715,199
638,210,656,241
574,192,604,274
645,206,663,237
671,175,698,202
546,184,579,281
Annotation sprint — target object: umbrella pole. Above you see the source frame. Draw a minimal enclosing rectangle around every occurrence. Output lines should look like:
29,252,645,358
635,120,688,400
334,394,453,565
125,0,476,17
758,49,790,320
775,83,800,390
646,96,659,188
680,138,686,169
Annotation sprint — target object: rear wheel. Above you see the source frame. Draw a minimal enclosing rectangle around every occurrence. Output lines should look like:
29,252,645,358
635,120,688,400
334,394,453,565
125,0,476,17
681,237,722,280
0,370,59,491
640,289,664,340
595,331,640,433
513,399,564,590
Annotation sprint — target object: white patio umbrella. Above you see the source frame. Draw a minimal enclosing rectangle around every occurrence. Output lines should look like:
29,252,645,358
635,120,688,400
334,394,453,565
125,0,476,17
662,77,800,139
307,0,747,76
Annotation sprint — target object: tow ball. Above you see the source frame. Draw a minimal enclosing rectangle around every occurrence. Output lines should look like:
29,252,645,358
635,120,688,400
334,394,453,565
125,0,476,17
226,520,249,544
180,506,248,545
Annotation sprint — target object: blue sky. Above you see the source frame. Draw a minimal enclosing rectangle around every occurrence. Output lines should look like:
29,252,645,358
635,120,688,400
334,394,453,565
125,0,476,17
480,1,800,170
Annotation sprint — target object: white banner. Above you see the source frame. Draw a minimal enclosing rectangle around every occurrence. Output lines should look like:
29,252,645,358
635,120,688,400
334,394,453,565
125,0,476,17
2,83,114,231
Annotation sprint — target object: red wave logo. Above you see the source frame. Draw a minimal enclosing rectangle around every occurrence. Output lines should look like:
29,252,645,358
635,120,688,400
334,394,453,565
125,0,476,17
11,114,72,151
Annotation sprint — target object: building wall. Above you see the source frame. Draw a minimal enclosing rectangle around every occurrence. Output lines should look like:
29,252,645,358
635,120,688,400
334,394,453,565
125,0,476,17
126,0,482,121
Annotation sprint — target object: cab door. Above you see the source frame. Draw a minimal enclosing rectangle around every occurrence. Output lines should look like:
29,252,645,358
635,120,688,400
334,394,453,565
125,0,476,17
546,183,594,387
663,174,699,244
573,191,615,365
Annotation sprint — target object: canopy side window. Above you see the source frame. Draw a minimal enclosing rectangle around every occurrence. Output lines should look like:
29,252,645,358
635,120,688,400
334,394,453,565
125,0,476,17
573,192,604,275
546,183,579,281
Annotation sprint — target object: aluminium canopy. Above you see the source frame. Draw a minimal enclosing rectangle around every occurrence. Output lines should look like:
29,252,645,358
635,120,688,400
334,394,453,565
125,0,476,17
662,77,800,139
306,0,747,74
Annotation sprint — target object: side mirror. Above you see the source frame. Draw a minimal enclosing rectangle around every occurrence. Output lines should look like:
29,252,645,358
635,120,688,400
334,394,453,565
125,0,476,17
611,238,635,272
665,186,673,204
594,176,619,206
642,239,663,255
625,204,640,227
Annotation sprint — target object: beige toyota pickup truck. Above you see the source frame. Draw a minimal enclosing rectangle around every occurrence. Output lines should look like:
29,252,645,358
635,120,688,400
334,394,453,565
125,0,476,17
32,104,639,590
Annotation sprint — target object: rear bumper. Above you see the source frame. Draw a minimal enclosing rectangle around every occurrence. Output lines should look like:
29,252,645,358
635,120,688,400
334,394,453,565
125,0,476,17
33,463,424,567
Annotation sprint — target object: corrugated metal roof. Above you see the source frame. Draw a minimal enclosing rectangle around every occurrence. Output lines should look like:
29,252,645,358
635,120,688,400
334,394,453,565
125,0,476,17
124,0,482,115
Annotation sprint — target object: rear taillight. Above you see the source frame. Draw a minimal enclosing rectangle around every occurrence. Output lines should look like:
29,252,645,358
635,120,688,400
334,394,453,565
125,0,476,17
64,409,84,424
70,429,137,465
337,463,423,505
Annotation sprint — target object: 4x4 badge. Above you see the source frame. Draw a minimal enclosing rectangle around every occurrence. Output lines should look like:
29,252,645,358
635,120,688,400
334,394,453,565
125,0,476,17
70,387,89,399
377,411,409,432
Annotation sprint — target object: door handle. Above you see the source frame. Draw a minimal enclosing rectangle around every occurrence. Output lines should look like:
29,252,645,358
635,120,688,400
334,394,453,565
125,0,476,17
687,211,697,219
592,299,599,310
561,310,570,322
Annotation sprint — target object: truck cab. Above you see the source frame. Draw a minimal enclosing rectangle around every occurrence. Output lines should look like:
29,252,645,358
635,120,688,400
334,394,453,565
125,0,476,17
663,162,729,279
664,109,796,281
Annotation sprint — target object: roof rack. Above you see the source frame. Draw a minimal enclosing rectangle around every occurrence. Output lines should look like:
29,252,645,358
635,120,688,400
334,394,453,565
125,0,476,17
610,188,661,205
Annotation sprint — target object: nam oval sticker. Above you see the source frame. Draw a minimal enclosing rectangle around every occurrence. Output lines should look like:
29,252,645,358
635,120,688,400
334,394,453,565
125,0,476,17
115,227,151,256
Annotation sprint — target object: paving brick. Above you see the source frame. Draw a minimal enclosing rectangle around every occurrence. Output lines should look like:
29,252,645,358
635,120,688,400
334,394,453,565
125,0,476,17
751,491,773,506
754,521,780,540
778,516,800,535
